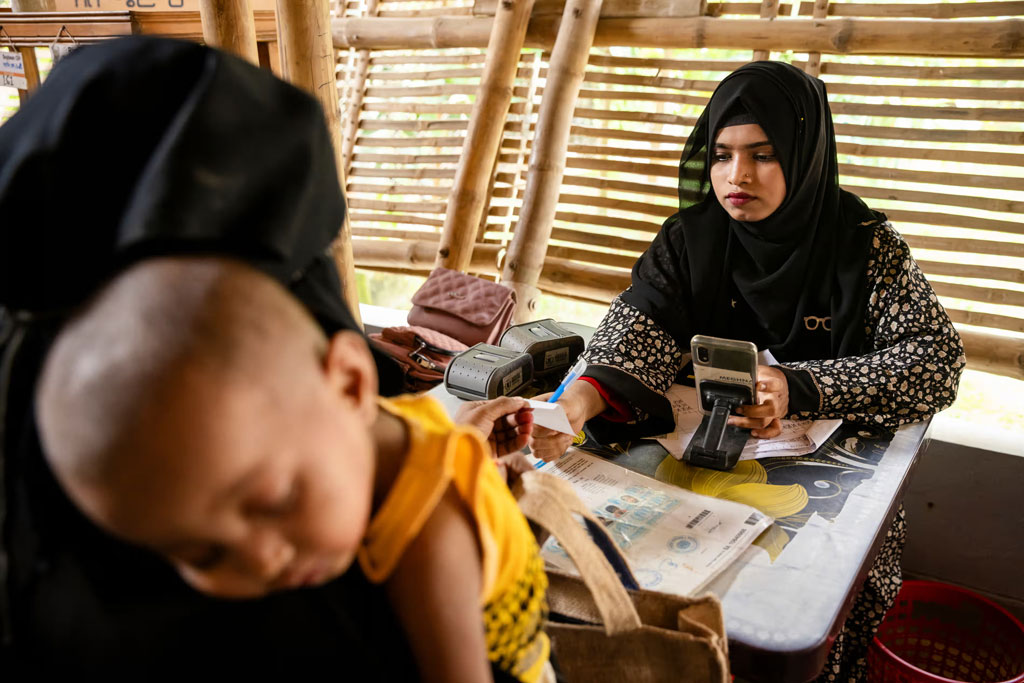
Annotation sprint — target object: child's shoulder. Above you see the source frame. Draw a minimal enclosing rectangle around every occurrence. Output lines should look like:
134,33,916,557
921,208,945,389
379,393,455,433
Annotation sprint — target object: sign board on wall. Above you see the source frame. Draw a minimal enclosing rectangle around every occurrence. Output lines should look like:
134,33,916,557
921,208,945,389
1,51,28,90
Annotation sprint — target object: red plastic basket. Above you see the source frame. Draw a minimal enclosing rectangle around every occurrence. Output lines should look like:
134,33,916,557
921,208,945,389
869,580,1024,683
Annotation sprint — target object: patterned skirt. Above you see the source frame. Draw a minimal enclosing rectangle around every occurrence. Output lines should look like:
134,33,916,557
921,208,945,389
814,506,906,683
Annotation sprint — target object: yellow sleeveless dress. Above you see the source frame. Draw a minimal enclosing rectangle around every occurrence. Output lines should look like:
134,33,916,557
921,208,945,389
357,394,550,683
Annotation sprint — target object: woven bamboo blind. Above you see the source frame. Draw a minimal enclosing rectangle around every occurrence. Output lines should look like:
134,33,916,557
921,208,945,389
338,0,1023,376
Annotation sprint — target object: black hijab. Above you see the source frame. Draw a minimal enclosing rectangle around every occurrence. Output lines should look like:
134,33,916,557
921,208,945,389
624,61,882,363
0,37,344,316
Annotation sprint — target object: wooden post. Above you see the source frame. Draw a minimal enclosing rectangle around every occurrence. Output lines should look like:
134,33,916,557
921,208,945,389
804,0,831,76
10,0,56,10
751,0,779,61
500,0,604,321
436,0,537,272
339,0,380,181
198,0,259,65
256,40,283,75
494,51,543,246
16,46,40,105
332,16,1024,58
277,0,362,325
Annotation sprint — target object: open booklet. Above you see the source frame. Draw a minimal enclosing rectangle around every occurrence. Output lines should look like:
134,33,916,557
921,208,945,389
536,450,773,597
654,383,842,461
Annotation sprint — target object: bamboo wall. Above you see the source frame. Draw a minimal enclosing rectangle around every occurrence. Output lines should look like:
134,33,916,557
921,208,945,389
335,0,1024,377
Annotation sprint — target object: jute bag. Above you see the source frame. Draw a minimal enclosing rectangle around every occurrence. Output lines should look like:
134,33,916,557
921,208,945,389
515,471,731,683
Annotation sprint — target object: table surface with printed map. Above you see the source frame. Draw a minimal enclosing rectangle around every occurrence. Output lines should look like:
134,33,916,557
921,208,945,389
426,352,929,683
562,417,928,683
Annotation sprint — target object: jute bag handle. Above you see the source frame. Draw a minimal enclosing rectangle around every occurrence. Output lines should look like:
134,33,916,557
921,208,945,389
514,471,643,635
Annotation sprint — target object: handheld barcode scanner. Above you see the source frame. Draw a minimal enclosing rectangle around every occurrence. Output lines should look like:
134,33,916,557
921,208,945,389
499,319,584,380
444,344,533,400
682,335,758,471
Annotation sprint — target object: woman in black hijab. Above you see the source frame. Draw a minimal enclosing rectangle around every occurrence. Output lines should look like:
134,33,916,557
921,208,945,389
533,60,963,451
532,61,965,681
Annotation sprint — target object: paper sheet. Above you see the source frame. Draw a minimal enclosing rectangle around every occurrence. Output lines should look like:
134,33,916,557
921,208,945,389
527,399,576,435
537,450,773,596
653,384,841,460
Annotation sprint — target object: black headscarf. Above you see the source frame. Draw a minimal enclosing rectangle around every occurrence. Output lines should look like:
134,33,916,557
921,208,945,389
0,38,409,675
0,36,352,324
623,61,882,363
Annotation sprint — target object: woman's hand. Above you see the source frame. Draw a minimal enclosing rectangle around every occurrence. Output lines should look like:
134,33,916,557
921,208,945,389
729,365,790,439
454,396,534,457
529,381,606,462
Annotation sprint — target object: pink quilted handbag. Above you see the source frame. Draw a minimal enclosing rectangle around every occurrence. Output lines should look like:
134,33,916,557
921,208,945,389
407,267,517,346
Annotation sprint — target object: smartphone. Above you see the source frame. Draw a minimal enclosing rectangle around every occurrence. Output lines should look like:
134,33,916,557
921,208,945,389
690,335,758,414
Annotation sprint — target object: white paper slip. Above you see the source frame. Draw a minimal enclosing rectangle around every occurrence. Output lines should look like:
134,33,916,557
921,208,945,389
527,399,576,435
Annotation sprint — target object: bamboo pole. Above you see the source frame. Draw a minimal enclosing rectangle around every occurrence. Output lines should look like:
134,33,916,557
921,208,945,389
800,1,1024,19
339,0,379,181
355,239,503,272
751,0,779,60
947,309,1024,335
437,0,537,271
960,330,1024,380
16,46,40,105
500,0,604,321
257,40,283,75
332,16,1024,58
199,0,259,64
11,0,55,10
474,0,703,17
494,51,544,245
277,0,362,325
804,0,829,75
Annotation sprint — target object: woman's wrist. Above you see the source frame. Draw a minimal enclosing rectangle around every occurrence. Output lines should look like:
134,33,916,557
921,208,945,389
560,379,607,424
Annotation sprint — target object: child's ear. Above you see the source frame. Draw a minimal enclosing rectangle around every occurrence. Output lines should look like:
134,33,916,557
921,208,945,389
323,331,379,422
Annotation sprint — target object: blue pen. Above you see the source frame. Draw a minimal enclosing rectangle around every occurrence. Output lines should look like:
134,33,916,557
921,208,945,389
548,357,587,403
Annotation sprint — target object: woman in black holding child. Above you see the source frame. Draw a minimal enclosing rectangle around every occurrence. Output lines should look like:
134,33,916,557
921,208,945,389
531,61,965,681
0,37,533,678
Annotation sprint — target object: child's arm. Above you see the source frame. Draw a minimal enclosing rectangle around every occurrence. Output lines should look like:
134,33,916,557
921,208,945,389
386,485,492,683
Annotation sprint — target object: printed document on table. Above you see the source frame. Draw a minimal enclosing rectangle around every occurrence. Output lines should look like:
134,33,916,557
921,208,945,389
536,450,773,596
654,384,842,460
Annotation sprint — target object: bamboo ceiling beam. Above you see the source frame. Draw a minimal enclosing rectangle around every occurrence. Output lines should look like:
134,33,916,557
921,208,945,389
473,0,704,17
501,0,604,321
277,0,362,325
199,0,259,64
355,239,503,273
437,0,537,272
751,0,779,60
331,16,1024,58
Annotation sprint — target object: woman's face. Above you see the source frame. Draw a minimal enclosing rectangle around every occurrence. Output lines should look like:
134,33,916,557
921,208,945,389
710,123,786,223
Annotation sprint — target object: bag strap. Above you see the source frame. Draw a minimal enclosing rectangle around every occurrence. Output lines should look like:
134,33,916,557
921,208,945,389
515,471,642,636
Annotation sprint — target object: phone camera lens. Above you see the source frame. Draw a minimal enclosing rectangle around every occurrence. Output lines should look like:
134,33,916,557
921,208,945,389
697,347,709,363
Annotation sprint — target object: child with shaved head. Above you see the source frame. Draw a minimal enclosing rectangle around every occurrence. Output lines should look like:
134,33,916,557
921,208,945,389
37,255,550,682
2,38,546,681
